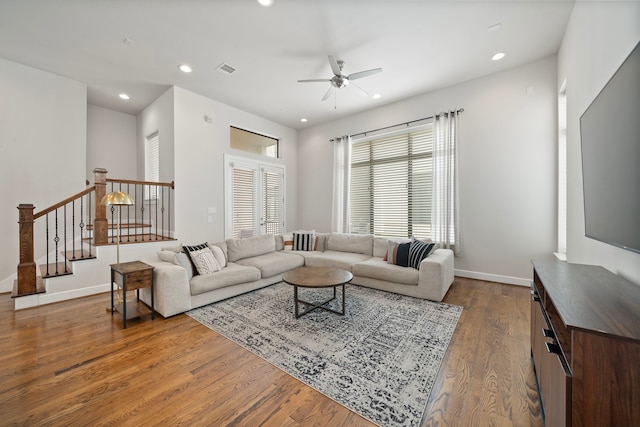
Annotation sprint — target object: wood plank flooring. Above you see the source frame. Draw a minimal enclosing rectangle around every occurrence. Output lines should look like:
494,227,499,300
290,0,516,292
0,278,542,426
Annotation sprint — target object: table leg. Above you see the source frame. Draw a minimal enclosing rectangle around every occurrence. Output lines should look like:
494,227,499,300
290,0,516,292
151,280,155,320
294,285,299,318
122,277,127,329
110,270,114,315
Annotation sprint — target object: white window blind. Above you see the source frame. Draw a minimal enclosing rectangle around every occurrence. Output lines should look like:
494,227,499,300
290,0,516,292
350,126,433,239
232,165,257,239
145,131,160,200
262,168,284,235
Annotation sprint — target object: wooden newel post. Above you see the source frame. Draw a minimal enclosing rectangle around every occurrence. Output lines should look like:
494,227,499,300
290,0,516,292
17,204,37,296
93,168,108,245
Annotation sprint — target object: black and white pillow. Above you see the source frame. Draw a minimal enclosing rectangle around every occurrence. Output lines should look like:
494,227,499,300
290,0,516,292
183,243,209,276
408,239,436,269
292,232,315,251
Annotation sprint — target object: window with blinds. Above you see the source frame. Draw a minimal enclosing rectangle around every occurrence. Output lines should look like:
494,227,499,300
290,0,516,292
262,168,283,235
145,131,160,200
232,166,257,239
350,126,433,239
225,155,285,239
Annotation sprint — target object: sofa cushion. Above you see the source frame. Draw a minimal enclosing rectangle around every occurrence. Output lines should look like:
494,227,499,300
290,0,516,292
293,232,315,251
190,247,222,275
189,263,261,295
387,241,411,267
235,251,304,278
158,250,194,280
183,242,210,276
353,257,419,285
226,234,276,262
408,240,436,269
300,250,371,271
207,243,227,268
327,233,373,256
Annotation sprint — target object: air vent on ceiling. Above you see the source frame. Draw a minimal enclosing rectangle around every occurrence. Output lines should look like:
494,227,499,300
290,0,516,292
216,63,236,75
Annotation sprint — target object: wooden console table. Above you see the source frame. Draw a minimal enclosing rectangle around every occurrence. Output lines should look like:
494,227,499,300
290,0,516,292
531,259,640,426
110,261,155,329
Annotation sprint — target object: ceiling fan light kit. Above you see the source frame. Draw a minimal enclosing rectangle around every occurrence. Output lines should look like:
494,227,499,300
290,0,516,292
298,55,382,102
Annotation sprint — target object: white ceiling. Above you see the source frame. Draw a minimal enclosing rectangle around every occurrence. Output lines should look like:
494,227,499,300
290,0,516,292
0,0,575,130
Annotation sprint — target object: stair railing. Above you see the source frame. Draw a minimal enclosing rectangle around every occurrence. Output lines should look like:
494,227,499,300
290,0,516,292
16,168,175,298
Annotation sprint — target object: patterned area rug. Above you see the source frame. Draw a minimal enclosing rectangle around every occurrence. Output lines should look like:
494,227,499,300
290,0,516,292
187,283,462,427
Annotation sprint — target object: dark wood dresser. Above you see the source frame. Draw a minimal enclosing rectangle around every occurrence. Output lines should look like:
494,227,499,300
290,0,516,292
531,259,640,427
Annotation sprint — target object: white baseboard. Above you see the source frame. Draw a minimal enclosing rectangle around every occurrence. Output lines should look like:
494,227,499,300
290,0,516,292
454,269,531,287
14,283,110,310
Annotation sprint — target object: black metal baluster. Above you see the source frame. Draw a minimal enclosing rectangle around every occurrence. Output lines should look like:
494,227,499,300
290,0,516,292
54,209,60,275
148,185,152,241
86,192,92,257
168,184,172,239
161,186,165,240
155,184,159,240
63,204,68,273
45,213,50,277
72,200,76,259
134,184,138,242
126,183,131,242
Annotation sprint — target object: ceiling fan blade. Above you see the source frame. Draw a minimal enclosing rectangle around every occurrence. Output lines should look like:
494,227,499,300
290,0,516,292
348,68,383,80
298,79,332,83
322,86,334,101
328,55,342,76
350,81,369,97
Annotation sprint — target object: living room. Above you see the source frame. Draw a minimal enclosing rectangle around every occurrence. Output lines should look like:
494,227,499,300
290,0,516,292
1,1,639,425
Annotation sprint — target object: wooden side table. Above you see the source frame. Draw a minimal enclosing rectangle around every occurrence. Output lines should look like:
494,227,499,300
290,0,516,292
110,261,155,329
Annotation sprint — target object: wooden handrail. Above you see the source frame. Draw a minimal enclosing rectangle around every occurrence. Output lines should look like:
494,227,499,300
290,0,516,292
34,186,96,219
107,178,175,189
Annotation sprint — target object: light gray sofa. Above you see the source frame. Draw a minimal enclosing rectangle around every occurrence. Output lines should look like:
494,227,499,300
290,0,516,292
140,233,454,317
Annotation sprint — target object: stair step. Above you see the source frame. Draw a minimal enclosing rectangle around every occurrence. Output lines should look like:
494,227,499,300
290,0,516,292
92,234,176,246
11,277,45,298
64,249,97,262
40,262,72,278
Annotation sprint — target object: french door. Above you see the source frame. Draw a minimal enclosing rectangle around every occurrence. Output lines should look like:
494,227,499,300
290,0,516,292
224,155,285,239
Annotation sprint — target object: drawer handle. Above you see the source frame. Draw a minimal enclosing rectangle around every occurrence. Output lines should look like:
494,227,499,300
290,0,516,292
542,328,555,338
545,342,561,355
530,291,541,302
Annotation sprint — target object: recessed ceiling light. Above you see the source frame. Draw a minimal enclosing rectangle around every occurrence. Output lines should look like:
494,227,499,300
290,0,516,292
257,0,274,6
118,93,130,100
491,52,506,61
372,93,382,100
179,64,192,73
300,118,308,123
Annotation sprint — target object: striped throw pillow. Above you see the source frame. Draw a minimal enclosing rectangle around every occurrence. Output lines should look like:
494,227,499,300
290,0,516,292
408,239,436,269
293,232,315,251
387,241,411,267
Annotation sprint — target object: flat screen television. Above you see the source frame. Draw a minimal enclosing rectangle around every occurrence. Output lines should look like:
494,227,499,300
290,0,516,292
580,41,640,254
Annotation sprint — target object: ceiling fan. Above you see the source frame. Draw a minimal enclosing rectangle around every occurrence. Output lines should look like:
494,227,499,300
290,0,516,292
298,55,382,101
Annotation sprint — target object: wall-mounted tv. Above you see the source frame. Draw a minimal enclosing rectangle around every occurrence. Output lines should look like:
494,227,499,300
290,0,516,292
580,41,640,254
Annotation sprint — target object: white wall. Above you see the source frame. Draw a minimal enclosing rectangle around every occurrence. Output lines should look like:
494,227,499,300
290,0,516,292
0,58,87,291
137,87,175,185
298,56,558,284
87,105,137,181
140,86,299,245
559,2,640,285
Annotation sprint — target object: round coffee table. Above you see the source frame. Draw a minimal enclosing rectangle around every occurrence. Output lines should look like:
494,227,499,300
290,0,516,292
282,266,353,318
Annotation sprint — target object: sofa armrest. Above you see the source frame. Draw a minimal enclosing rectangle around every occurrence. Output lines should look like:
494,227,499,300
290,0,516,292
417,249,455,301
139,258,192,317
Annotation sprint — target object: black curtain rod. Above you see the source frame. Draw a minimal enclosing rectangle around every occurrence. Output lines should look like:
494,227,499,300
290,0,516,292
330,108,464,142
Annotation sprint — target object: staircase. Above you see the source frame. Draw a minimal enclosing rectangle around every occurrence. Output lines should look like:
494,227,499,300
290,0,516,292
13,168,175,306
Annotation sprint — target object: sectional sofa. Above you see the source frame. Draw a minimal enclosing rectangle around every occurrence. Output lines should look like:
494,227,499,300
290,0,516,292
139,232,455,317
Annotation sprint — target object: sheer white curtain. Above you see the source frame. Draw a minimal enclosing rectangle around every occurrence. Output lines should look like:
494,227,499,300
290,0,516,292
432,111,461,255
332,135,351,233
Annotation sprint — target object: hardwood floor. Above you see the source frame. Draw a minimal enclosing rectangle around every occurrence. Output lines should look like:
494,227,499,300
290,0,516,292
0,278,542,426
